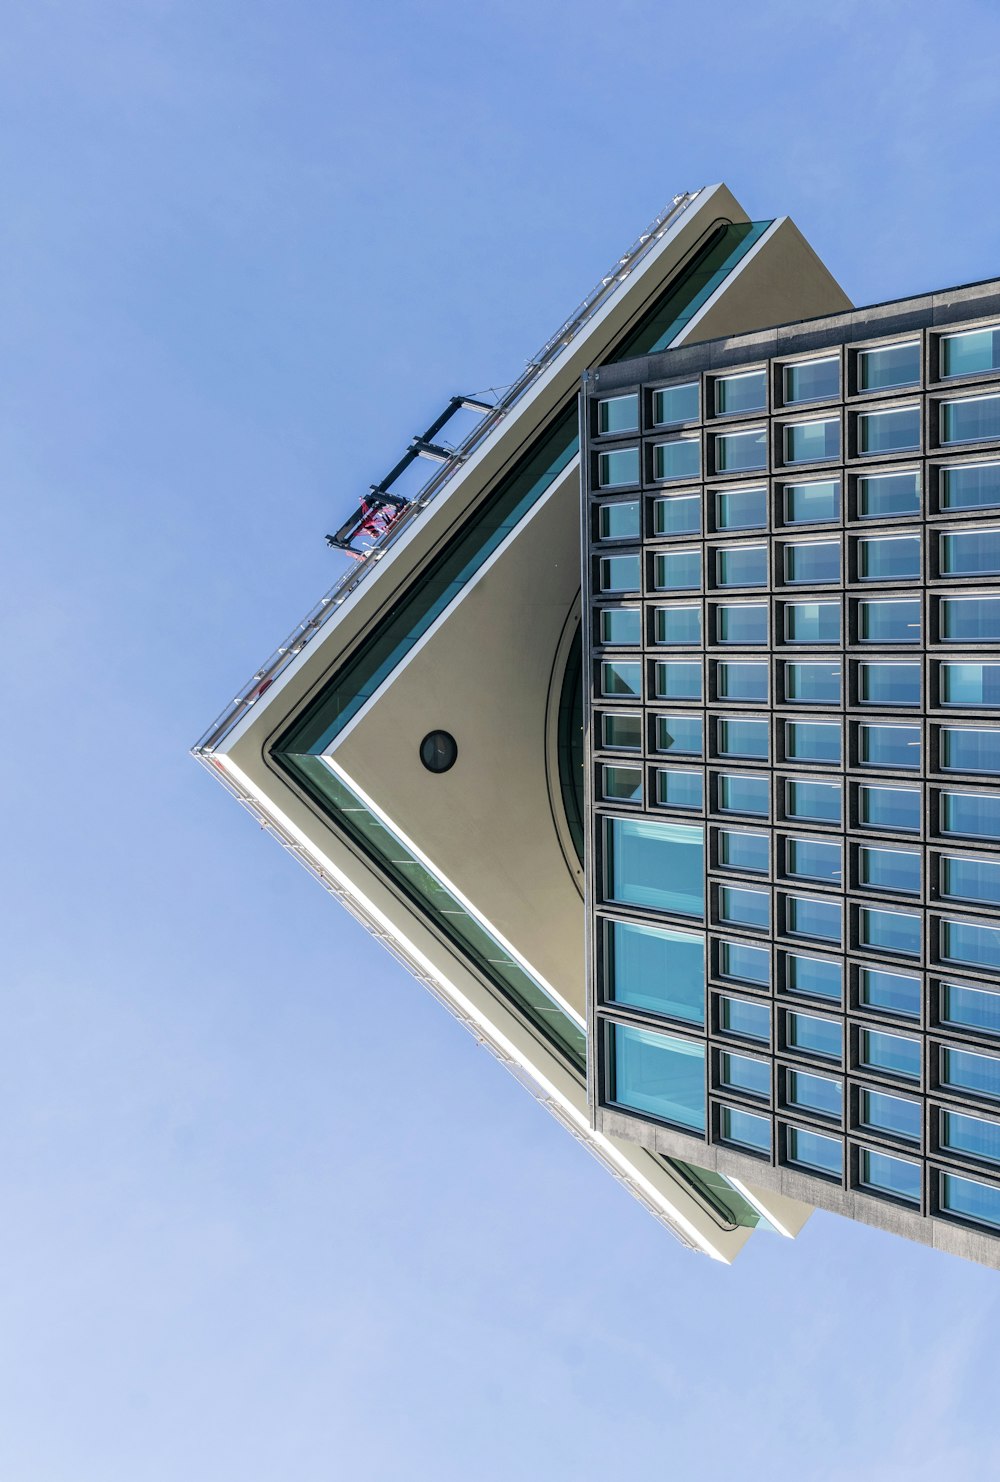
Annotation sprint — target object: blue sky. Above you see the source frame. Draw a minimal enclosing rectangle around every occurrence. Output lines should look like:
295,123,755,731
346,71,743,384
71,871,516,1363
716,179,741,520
3,2,1000,1477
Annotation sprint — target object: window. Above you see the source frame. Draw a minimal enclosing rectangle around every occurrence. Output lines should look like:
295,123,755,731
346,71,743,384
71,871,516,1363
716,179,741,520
785,779,842,823
857,599,921,644
857,406,920,455
715,427,767,473
715,544,767,587
941,325,1000,379
599,448,640,487
857,341,920,391
716,662,768,703
653,494,700,536
858,847,921,896
719,1106,771,1152
940,460,1000,512
598,500,640,540
786,1069,842,1119
601,660,641,698
939,727,1000,774
717,773,769,816
654,437,701,482
606,920,705,1023
940,662,1000,708
655,605,702,645
784,718,841,762
602,712,641,750
786,1125,843,1177
783,952,842,1001
653,383,699,426
788,663,841,702
859,1089,922,1142
654,548,701,591
940,854,1000,907
940,981,1000,1036
655,714,702,756
656,769,703,810
858,785,921,833
783,540,840,585
940,791,1000,841
859,1149,921,1203
940,394,1000,445
784,479,840,524
940,1045,1000,1100
604,817,704,919
716,718,768,759
940,1171,1000,1230
719,940,771,986
714,603,767,645
785,894,841,944
859,1028,921,1079
857,469,921,518
784,418,840,465
783,601,840,644
654,661,701,700
600,553,641,593
715,369,767,415
857,906,921,957
783,357,839,405
858,663,921,707
718,1051,770,1098
715,486,767,531
858,723,920,769
608,1023,706,1130
786,1011,843,1062
859,967,921,1018
718,885,770,930
598,394,639,435
785,837,842,884
719,995,771,1041
939,526,1000,577
600,608,641,646
603,765,642,803
856,534,920,581
941,1109,1000,1166
718,830,769,873
940,918,1000,971
939,596,1000,643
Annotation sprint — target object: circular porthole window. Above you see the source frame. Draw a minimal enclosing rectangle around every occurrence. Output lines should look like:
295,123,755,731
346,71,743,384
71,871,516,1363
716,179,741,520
419,730,458,773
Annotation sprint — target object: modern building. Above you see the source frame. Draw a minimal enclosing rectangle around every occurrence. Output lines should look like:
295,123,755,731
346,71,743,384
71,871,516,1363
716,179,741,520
195,183,1000,1266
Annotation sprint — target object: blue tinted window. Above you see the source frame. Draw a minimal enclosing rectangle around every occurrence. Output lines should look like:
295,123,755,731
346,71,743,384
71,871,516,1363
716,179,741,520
786,838,842,884
787,1012,842,1061
858,407,920,455
783,358,839,405
940,728,1000,774
599,500,640,540
857,535,920,581
605,817,704,919
940,527,1000,576
600,608,641,646
859,785,921,832
858,599,921,644
719,1051,770,1098
655,548,701,590
602,712,641,750
858,470,921,518
940,917,1000,970
786,1069,842,1119
940,855,1000,907
940,662,1000,708
940,791,1000,841
940,461,1000,511
785,721,841,763
859,1149,921,1203
654,438,701,482
653,495,700,535
607,920,705,1023
655,661,702,701
860,1029,921,1079
858,663,921,707
785,894,842,944
785,779,842,823
719,940,771,985
610,1024,705,1130
655,605,702,645
784,419,840,464
784,664,842,706
940,1171,1000,1229
717,662,768,702
941,395,1000,445
860,1089,922,1142
858,723,920,768
784,540,839,584
599,448,640,487
718,830,769,873
716,544,767,587
859,967,921,1018
715,486,767,531
715,603,767,644
786,1125,843,1176
720,1105,771,1152
858,342,920,390
784,953,842,1001
656,714,702,756
601,660,641,697
598,394,639,434
784,479,839,524
858,906,921,957
600,554,641,593
653,383,699,426
939,597,1000,643
718,886,770,930
656,769,703,810
784,601,840,644
940,981,1000,1036
717,719,768,759
603,765,642,803
717,773,769,816
941,327,1000,379
858,848,921,895
715,428,767,473
715,370,766,415
720,996,770,1041
941,1109,1000,1166
941,1045,1000,1100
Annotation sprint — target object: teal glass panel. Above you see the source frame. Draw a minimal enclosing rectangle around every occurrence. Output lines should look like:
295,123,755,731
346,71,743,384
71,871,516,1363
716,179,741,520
941,1109,1000,1165
719,1051,770,1098
940,526,1000,576
859,785,921,832
654,548,700,590
787,1011,842,1061
655,714,702,755
858,599,921,644
786,894,841,944
653,495,700,535
656,769,703,810
786,837,842,884
717,662,768,702
859,967,921,1018
715,370,766,415
720,996,770,1041
718,830,769,873
784,601,840,644
607,919,705,1023
784,952,842,1001
602,712,641,750
940,1171,1000,1228
717,718,768,759
610,1024,706,1130
857,723,920,768
715,428,767,473
860,1089,921,1142
858,847,921,895
599,447,640,487
715,603,767,644
784,663,841,705
940,596,1000,642
936,918,1000,978
941,981,1000,1036
655,605,702,645
940,728,1000,774
785,779,841,822
717,773,769,815
603,765,642,803
941,327,1000,379
786,1069,842,1118
598,394,639,434
652,382,699,426
720,1106,771,1151
605,816,704,919
716,544,767,586
858,663,921,707
941,854,1000,907
783,540,839,584
941,1045,1000,1099
940,662,1000,708
599,500,640,541
858,342,920,390
716,486,767,531
784,720,841,762
784,479,840,524
786,1125,843,1176
654,438,701,482
860,1029,921,1079
858,906,921,957
718,886,770,930
940,791,1000,840
655,661,702,700
601,660,641,697
858,470,921,518
860,1149,921,1203
600,608,641,646
941,395,1000,445
857,534,920,581
858,406,920,455
719,940,770,985
784,419,840,464
940,461,1000,511
783,357,839,405
600,553,641,592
